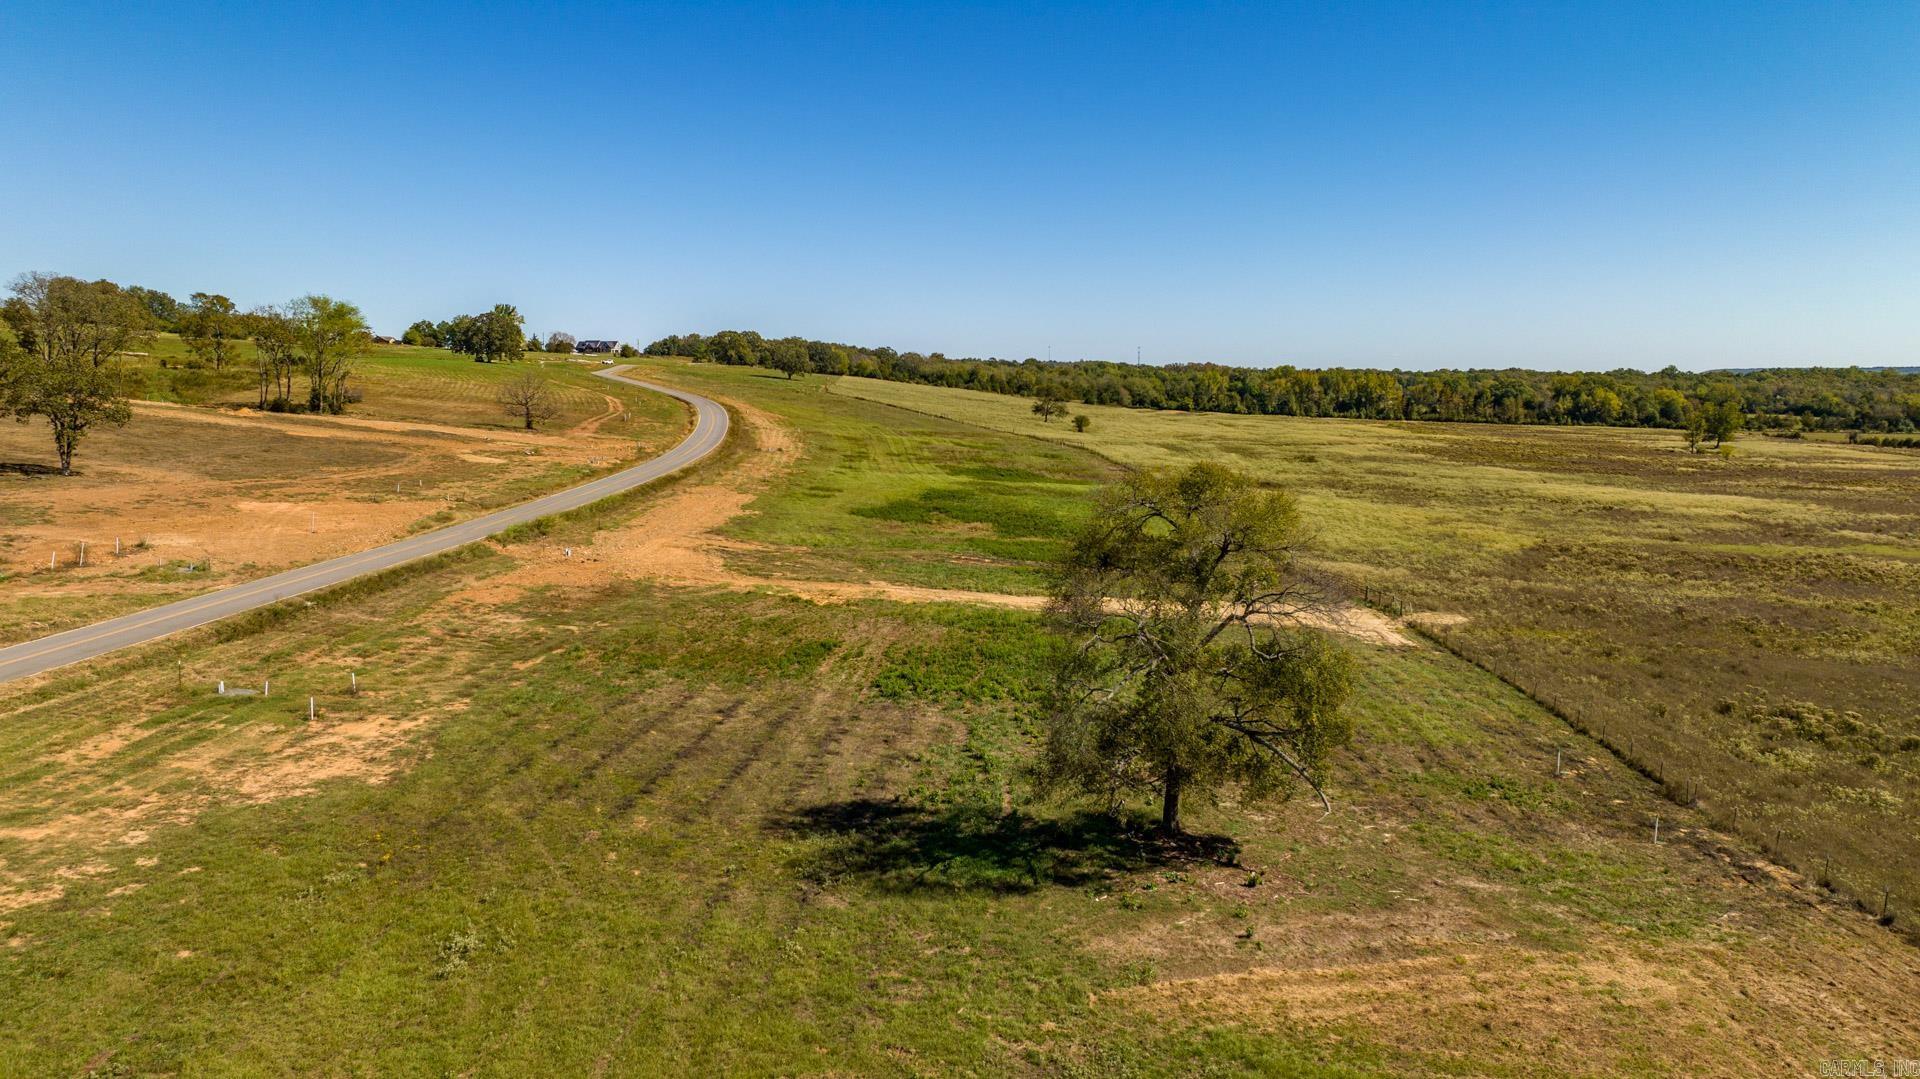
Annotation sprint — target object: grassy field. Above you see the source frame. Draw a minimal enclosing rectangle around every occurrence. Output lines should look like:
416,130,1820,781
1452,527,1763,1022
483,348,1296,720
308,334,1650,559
827,375,1920,940
0,339,685,643
1,356,1915,1074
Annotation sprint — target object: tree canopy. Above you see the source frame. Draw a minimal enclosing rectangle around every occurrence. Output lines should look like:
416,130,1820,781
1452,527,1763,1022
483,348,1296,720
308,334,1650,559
0,273,146,473
447,305,526,364
288,295,369,414
180,292,242,371
1037,463,1354,832
1032,388,1069,422
768,339,810,379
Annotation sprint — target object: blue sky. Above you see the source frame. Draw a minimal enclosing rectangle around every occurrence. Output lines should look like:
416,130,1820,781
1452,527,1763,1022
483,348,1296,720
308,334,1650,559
3,1,1916,371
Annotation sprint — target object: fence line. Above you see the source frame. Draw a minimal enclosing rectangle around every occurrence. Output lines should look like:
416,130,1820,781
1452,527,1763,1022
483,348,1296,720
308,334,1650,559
1371,589,1905,940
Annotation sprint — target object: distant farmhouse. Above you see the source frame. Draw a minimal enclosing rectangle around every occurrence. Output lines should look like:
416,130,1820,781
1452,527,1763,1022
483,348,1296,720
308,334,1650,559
575,340,620,354
371,334,399,345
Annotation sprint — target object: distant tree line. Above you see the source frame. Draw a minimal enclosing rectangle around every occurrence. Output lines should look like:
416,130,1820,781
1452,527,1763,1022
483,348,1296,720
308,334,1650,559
645,330,1920,434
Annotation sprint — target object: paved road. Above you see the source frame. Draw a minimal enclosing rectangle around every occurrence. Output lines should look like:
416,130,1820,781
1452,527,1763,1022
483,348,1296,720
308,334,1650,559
0,367,728,684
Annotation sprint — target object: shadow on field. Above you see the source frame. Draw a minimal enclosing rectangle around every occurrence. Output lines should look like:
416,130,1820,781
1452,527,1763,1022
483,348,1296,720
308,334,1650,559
775,798,1239,894
0,462,64,476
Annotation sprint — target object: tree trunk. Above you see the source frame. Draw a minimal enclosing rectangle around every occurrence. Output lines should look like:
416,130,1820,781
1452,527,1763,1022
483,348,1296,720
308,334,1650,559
1160,766,1183,833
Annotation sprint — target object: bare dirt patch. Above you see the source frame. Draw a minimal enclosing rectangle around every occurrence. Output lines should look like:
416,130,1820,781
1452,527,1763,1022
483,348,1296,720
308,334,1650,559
0,399,655,644
0,885,65,914
201,712,434,804
0,703,450,914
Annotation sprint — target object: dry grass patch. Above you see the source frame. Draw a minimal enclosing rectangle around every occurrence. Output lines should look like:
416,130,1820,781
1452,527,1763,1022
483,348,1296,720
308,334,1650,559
0,371,687,643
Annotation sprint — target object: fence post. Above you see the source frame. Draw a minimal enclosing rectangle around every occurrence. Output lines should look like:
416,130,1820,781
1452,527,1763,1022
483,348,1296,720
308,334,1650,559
1653,818,1661,844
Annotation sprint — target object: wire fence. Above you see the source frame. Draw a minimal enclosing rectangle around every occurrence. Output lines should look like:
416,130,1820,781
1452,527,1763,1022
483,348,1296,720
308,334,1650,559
1361,576,1903,939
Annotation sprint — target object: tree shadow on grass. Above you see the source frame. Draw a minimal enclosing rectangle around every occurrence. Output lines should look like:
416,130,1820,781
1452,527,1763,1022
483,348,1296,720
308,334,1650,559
773,798,1240,894
0,462,63,476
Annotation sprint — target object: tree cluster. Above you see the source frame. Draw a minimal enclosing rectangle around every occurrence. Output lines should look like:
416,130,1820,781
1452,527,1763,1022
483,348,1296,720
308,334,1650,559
1,271,385,471
646,330,1920,435
243,296,372,413
404,305,526,363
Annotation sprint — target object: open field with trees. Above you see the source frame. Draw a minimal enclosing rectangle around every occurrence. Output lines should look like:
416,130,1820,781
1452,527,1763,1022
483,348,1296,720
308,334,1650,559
2,356,1914,1074
0,333,684,644
827,374,1920,944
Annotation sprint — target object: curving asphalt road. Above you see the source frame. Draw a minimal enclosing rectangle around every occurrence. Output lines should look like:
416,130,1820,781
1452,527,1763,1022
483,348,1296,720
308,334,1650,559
0,366,728,684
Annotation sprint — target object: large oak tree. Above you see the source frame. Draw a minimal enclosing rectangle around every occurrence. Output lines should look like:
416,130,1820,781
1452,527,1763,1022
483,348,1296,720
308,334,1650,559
1038,462,1353,832
180,292,242,371
1,273,147,474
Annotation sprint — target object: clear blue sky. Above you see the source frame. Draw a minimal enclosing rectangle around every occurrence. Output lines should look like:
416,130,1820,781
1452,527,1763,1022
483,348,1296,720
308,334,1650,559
4,1,1916,371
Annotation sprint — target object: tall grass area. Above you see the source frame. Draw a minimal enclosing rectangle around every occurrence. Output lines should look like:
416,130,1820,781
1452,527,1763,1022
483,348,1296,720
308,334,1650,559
825,374,1920,939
